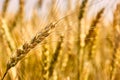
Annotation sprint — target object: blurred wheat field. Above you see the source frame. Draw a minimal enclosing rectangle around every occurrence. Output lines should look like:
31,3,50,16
0,0,120,80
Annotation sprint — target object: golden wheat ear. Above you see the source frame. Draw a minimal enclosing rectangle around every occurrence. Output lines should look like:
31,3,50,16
1,13,70,80
49,35,63,78
83,8,104,62
85,8,104,45
77,0,88,79
110,3,120,80
1,22,56,80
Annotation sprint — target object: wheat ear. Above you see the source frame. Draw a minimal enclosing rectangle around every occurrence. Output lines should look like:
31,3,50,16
77,0,88,79
1,22,57,80
1,9,75,80
41,41,50,80
49,35,63,78
85,8,104,45
81,8,104,80
84,8,104,59
110,4,120,80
